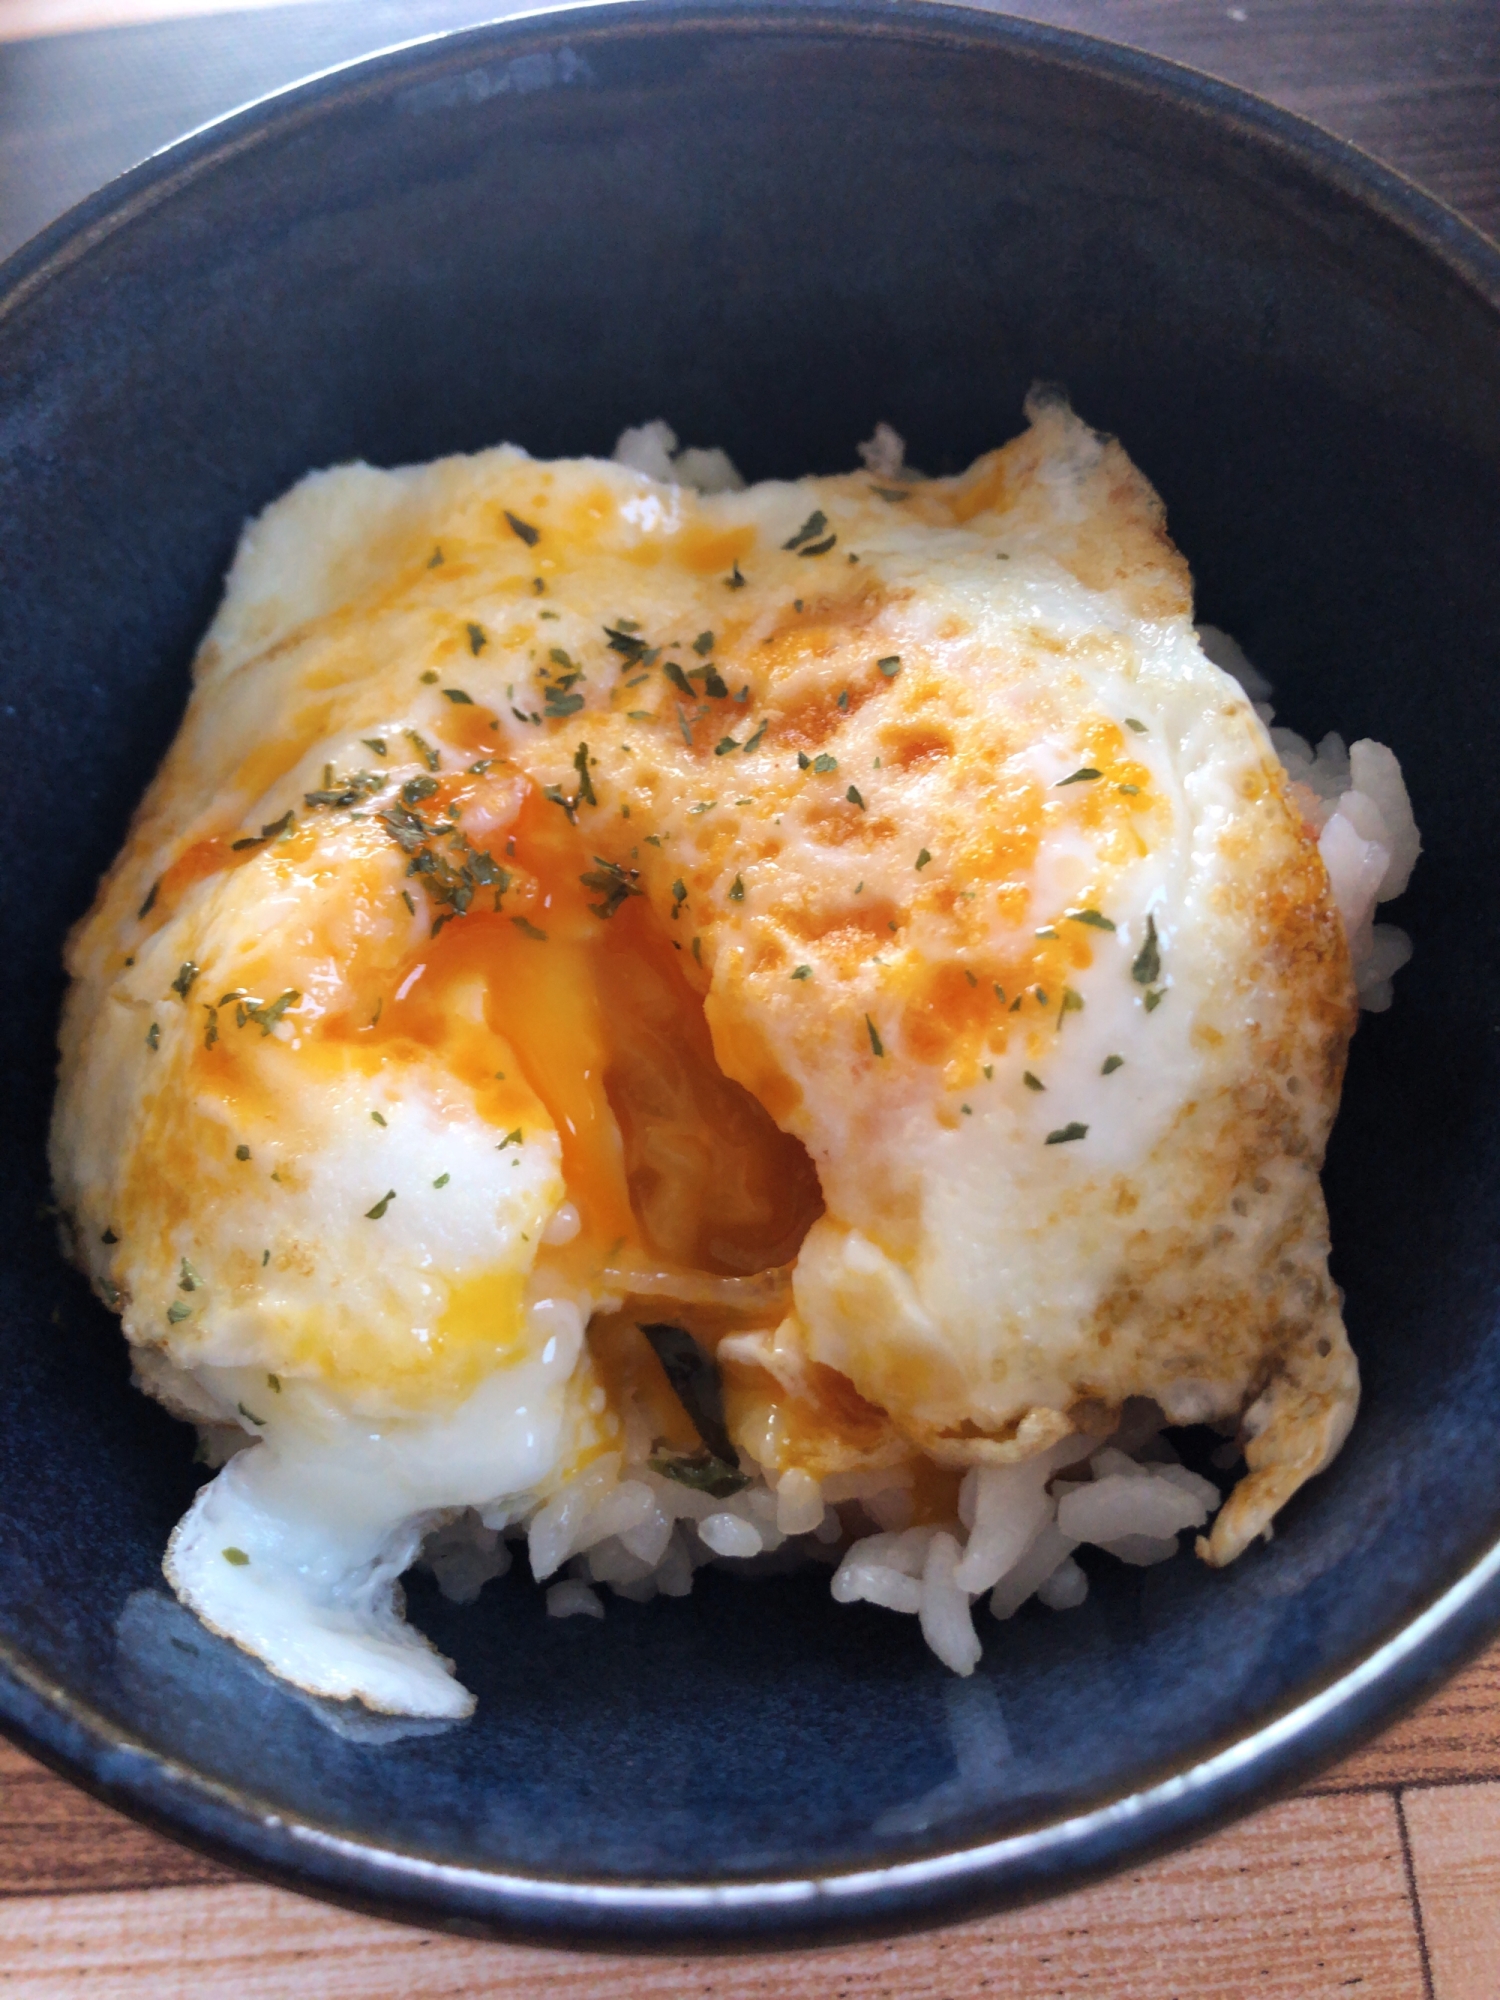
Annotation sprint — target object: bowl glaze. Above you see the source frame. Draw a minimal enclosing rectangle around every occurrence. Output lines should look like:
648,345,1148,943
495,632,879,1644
3,0,1500,1950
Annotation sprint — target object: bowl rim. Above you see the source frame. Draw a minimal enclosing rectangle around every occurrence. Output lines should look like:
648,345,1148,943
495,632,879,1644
6,0,1500,1951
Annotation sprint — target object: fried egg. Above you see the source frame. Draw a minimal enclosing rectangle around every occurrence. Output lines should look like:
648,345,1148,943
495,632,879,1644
52,393,1383,1715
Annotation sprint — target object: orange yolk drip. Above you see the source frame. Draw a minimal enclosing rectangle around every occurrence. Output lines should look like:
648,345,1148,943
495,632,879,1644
292,778,824,1282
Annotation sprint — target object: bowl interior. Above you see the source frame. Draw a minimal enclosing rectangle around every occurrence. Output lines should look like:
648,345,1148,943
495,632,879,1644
3,0,1500,1943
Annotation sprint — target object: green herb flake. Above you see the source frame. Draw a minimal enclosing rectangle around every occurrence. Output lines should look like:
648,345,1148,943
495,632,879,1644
166,1299,190,1323
237,808,295,850
872,486,910,502
222,1547,250,1566
572,741,598,808
1056,767,1102,787
812,752,837,774
915,848,931,870
362,738,388,756
877,656,902,678
1059,988,1085,1021
983,1064,994,1080
433,1173,450,1188
235,1144,251,1161
726,561,747,590
1118,783,1141,796
262,1249,270,1267
497,1129,523,1150
504,510,540,547
604,625,649,667
406,730,440,773
1066,908,1116,931
304,769,385,810
728,874,745,901
664,660,695,699
101,1228,118,1245
268,1374,281,1392
866,1015,885,1058
715,736,740,755
371,1110,387,1127
427,546,444,568
1131,914,1161,986
444,687,475,703
1102,1054,1124,1075
237,1403,265,1427
994,984,1006,1004
512,917,548,941
365,1190,397,1220
638,1321,743,1469
421,670,439,684
1023,1071,1045,1092
138,880,160,919
846,785,866,809
402,890,416,915
791,965,811,981
783,509,828,552
648,1450,751,1498
837,689,849,711
580,857,642,920
245,989,301,1038
1045,1122,1089,1146
693,631,715,656
800,534,837,557
961,1104,972,1115
146,1022,161,1052
1144,987,1166,1012
964,969,978,988
1125,717,1148,734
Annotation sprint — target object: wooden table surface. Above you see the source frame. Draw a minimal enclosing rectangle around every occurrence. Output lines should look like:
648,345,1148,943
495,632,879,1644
3,1,1500,1992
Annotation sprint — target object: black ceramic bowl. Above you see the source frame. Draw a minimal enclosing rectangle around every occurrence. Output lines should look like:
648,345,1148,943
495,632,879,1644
3,0,1500,1952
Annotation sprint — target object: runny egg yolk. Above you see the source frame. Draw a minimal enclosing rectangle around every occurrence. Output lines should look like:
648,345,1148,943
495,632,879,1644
320,778,823,1291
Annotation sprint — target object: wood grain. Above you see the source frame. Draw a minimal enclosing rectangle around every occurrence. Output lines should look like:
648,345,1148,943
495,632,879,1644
0,1743,228,1899
1402,1781,1500,2000
1315,1645,1500,1794
0,1791,1430,1998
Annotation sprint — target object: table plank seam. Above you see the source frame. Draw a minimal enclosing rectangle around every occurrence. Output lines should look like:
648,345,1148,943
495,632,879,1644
1393,1790,1437,2000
